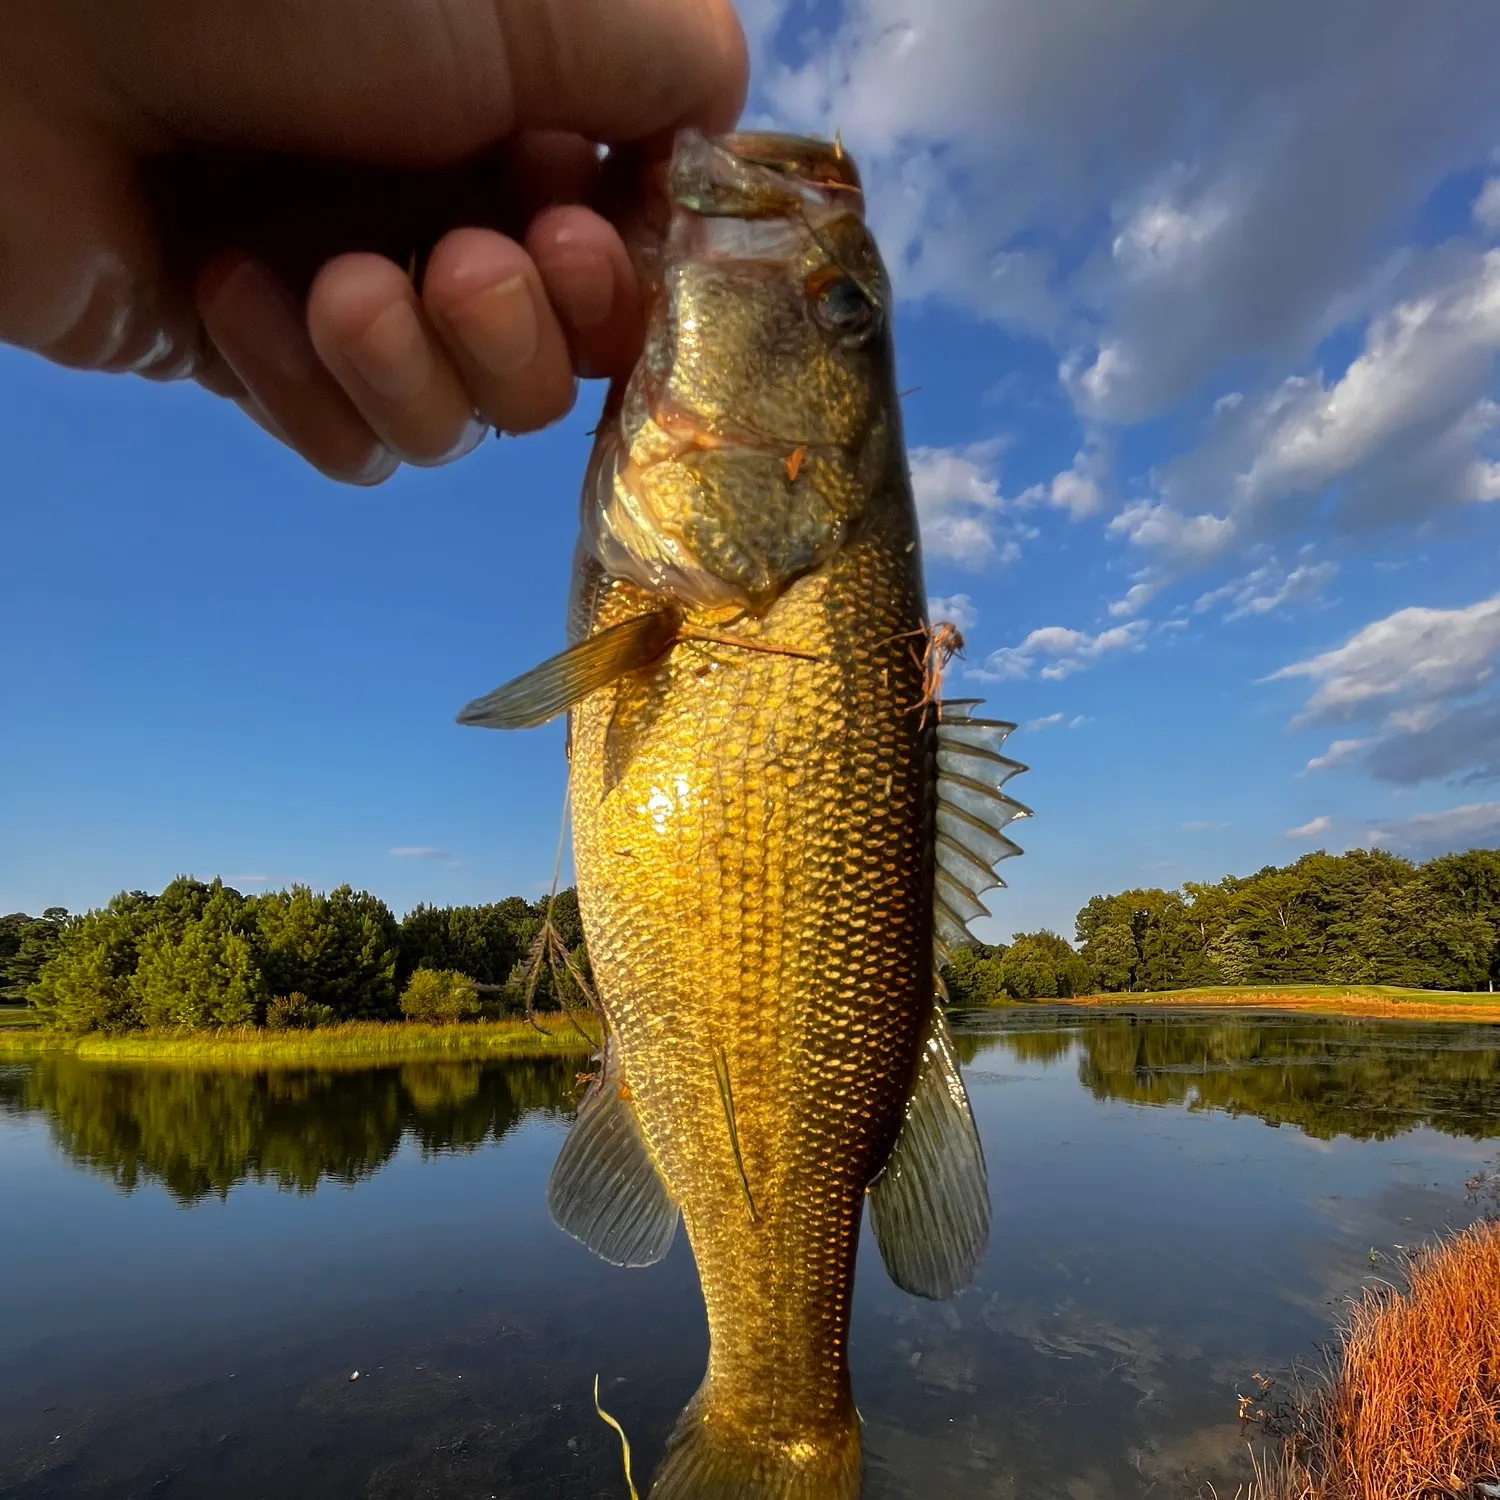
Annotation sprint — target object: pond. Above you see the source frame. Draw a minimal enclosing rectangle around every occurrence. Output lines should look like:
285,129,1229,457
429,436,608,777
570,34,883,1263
2,1009,1497,1499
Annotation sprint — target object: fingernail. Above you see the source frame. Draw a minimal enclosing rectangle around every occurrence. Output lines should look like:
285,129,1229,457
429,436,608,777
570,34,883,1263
212,260,317,384
443,275,538,378
546,257,613,331
346,446,402,487
408,413,491,469
346,301,433,402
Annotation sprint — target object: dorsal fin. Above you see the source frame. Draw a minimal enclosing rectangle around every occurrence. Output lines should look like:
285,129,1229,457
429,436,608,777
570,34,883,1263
932,700,1030,969
547,1034,679,1267
867,1000,989,1299
457,609,678,731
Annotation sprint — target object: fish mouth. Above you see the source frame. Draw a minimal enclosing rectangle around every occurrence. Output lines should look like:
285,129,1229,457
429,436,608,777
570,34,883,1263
667,128,867,224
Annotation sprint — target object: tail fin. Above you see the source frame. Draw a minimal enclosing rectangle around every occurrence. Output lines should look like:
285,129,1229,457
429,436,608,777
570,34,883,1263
648,1387,860,1500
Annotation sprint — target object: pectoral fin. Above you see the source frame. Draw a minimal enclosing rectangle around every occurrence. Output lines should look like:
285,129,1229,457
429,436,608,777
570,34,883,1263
548,1035,679,1267
457,609,679,731
867,1001,989,1300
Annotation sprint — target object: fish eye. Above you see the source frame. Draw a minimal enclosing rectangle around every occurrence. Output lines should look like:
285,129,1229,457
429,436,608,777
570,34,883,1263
808,271,878,341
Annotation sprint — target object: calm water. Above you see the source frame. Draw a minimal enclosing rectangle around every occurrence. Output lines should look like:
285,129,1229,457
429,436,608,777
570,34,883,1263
2,1009,1497,1500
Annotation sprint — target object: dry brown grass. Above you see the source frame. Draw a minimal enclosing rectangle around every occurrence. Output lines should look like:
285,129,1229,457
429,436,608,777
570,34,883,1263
1241,1217,1500,1499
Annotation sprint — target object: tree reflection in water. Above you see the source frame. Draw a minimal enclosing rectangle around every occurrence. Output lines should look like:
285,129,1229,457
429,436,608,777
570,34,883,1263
0,1055,578,1204
953,1010,1500,1142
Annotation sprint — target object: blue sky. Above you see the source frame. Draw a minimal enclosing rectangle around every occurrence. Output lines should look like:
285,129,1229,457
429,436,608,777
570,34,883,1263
5,0,1500,944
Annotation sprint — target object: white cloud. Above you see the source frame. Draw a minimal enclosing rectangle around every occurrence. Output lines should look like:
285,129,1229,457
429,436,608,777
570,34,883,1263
223,873,270,885
1285,815,1333,839
1136,249,1500,573
1024,712,1065,731
1270,591,1500,788
1304,738,1371,773
1108,579,1162,618
1366,802,1500,856
1476,177,1500,233
767,0,1500,424
976,619,1148,681
388,846,454,860
1270,593,1500,725
928,592,979,634
1193,556,1338,622
1023,441,1109,519
1109,502,1236,569
1068,714,1092,729
910,442,1022,563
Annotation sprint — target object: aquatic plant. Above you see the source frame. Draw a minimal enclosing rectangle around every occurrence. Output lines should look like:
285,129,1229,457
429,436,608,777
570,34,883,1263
1241,1216,1500,1499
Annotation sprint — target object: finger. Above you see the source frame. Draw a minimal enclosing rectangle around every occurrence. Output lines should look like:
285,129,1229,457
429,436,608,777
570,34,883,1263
307,253,487,467
526,206,644,382
196,253,397,485
0,91,199,378
500,131,604,220
81,0,748,163
495,0,749,142
423,229,576,435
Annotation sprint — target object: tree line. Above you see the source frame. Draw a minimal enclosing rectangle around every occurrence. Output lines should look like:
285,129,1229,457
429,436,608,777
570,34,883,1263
3,877,589,1033
943,847,1500,1003
6,845,1497,1029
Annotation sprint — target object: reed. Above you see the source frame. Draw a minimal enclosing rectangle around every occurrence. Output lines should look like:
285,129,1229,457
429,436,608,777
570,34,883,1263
0,1016,596,1064
1240,1217,1500,1500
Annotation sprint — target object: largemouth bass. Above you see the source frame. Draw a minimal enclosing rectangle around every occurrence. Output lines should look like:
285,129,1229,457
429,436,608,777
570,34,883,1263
461,128,1028,1499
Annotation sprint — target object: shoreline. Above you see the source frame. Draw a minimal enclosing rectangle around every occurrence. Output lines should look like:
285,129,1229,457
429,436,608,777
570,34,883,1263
0,1016,598,1065
1051,985,1500,1023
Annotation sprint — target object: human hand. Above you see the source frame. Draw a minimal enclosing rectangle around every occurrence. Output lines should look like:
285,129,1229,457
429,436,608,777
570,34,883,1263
0,0,746,481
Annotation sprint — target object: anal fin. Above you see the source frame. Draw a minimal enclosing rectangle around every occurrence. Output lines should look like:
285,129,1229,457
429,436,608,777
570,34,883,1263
548,1036,679,1267
867,1002,989,1300
458,608,678,731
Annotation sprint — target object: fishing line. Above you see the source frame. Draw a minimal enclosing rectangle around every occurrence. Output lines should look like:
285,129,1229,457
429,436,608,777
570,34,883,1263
593,1374,640,1500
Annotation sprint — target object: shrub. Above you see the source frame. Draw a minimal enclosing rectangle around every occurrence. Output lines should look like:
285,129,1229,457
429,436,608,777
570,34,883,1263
265,993,337,1030
399,968,481,1023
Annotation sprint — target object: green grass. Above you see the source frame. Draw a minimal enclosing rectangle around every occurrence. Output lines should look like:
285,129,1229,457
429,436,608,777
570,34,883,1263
0,1006,41,1028
1067,983,1500,1015
0,1016,597,1064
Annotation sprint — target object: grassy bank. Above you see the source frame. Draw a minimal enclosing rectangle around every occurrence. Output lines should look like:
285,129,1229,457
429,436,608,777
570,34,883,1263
0,1006,41,1027
1243,1216,1500,1499
1063,984,1500,1023
0,1016,597,1065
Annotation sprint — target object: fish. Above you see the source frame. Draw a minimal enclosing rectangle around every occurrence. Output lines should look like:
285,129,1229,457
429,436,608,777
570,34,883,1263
459,127,1029,1499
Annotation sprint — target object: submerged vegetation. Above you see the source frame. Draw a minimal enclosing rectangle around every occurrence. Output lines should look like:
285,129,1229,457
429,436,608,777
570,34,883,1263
1242,1216,1500,1500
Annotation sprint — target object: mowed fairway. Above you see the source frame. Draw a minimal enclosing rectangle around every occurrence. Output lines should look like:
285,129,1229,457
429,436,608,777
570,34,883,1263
1066,984,1500,1022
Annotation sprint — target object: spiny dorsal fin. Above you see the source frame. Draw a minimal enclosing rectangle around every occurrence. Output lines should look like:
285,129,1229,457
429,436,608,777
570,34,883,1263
932,700,1031,969
457,609,678,731
867,1001,989,1300
548,1035,679,1267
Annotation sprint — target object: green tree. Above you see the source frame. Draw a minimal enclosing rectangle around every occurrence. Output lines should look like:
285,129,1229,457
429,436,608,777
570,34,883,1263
399,967,482,1022
942,944,1010,1006
133,886,266,1028
0,907,68,1002
249,884,400,1019
29,892,161,1031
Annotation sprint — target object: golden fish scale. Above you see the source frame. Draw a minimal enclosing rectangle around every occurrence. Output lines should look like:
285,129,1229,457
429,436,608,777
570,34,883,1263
569,516,933,1454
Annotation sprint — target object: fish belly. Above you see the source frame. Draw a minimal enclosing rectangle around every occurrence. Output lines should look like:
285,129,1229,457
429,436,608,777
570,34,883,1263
570,536,932,1495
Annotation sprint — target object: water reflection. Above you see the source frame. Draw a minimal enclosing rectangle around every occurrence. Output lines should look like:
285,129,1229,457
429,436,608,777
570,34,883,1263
0,1055,577,1203
955,1008,1500,1140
